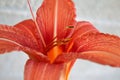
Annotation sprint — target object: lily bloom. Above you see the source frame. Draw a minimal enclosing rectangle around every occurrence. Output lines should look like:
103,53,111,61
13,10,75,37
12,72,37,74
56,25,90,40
0,0,120,80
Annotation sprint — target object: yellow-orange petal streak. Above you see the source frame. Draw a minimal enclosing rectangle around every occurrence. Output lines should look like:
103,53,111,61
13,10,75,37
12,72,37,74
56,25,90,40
24,59,72,80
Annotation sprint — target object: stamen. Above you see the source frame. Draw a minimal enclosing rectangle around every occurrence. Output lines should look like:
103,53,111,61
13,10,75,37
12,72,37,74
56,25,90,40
66,26,74,29
45,24,74,53
45,38,71,53
66,25,75,38
56,38,71,45
27,0,46,47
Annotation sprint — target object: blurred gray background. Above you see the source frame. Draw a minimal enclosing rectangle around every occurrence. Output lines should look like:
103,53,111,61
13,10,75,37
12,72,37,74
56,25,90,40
0,0,120,80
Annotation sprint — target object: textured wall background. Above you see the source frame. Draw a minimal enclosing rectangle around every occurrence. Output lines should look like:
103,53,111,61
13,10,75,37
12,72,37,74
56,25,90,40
0,0,120,80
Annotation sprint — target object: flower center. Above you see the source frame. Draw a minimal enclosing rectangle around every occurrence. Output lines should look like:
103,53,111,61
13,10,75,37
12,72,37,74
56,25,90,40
47,46,62,63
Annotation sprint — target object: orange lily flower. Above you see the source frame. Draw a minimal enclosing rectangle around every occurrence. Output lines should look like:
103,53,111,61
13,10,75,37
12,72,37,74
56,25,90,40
0,0,120,80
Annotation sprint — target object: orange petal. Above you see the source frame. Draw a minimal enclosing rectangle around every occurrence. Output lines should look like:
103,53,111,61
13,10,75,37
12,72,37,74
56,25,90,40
24,59,73,80
36,0,76,44
79,51,120,67
0,39,21,54
0,24,39,51
56,21,99,62
0,24,48,61
74,33,120,67
73,33,120,55
56,33,120,67
14,19,43,52
72,21,98,39
65,21,98,52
